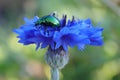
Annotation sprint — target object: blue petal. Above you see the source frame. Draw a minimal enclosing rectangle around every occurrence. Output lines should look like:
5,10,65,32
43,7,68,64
55,40,62,49
90,36,104,45
24,16,39,24
63,43,68,51
36,43,40,50
78,44,85,50
90,40,103,46
80,38,90,44
20,25,35,30
91,31,102,38
27,37,43,43
53,31,61,42
13,29,24,34
60,27,70,35
41,42,48,48
85,18,91,24
24,17,31,24
33,16,39,22
50,41,55,49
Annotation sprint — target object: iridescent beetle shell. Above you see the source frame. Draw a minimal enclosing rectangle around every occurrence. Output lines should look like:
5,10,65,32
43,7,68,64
35,15,60,27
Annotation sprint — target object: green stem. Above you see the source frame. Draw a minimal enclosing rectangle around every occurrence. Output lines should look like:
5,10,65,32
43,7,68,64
51,67,59,80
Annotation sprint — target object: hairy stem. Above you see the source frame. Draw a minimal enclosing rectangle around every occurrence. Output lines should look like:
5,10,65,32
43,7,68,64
51,67,59,80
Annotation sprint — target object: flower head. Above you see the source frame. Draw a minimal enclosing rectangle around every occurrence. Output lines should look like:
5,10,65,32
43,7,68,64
14,13,103,51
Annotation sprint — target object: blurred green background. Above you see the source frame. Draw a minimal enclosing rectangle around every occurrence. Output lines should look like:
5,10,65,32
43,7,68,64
0,0,120,80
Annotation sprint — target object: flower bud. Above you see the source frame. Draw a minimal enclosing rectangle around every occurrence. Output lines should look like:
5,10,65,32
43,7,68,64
45,47,69,69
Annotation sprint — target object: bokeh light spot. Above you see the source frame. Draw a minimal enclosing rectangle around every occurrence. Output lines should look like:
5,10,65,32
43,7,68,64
104,40,118,57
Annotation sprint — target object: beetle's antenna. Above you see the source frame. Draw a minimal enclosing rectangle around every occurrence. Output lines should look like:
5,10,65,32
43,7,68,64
50,11,58,17
50,11,56,16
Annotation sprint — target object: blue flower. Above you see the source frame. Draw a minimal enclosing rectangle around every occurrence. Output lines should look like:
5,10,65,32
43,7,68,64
14,13,103,51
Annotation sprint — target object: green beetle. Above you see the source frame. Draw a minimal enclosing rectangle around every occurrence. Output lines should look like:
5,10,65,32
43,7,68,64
35,15,60,27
